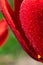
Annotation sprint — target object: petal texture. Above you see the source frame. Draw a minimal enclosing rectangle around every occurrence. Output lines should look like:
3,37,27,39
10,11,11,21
20,0,43,62
1,0,43,62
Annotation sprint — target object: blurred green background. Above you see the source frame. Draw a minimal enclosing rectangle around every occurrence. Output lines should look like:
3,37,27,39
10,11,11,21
0,0,24,59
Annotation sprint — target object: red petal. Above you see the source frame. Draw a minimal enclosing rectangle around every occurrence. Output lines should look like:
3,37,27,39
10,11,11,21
1,0,38,60
20,0,43,62
1,0,43,62
5,0,14,17
5,0,23,27
0,19,8,47
14,0,23,14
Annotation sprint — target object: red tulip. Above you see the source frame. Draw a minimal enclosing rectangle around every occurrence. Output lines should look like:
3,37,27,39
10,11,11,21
0,19,8,47
0,0,43,62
